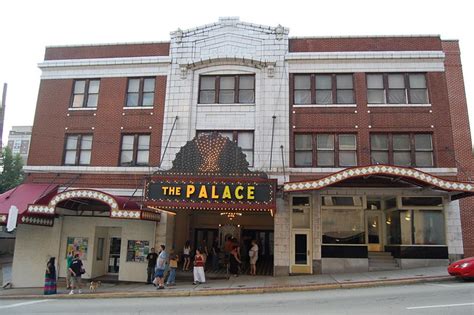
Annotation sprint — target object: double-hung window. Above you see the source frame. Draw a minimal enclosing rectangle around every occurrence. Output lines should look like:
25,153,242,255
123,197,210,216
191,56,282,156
71,79,100,108
120,134,150,166
294,134,357,167
199,75,255,104
196,130,254,166
367,73,428,105
370,133,434,167
63,134,93,165
126,78,155,107
293,74,354,105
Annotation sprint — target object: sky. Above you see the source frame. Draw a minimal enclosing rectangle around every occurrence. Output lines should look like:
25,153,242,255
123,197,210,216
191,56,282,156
1,0,473,146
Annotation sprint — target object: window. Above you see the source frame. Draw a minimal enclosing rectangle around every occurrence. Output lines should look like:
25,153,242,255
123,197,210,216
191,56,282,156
126,77,155,107
367,73,428,105
120,134,150,166
196,130,254,166
322,208,365,244
294,134,357,167
292,196,311,229
386,210,445,245
370,133,434,167
71,79,100,108
198,75,255,104
293,74,354,105
63,134,92,165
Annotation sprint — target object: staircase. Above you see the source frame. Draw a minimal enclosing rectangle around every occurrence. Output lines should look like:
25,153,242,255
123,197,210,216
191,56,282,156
368,252,400,272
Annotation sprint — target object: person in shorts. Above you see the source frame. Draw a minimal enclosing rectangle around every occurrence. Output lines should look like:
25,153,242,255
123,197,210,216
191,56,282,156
154,245,167,290
68,254,83,295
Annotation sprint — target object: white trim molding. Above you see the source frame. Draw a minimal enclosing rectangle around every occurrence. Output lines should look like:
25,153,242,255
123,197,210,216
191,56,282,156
23,165,158,175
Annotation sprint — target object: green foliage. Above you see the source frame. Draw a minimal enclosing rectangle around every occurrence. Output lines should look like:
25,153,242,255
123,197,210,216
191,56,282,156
0,146,24,193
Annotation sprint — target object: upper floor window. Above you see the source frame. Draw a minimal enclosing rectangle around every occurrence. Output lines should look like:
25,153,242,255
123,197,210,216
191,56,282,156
63,134,92,165
120,134,150,166
71,79,100,108
196,130,254,166
293,74,354,105
370,133,434,167
198,75,255,104
367,73,428,104
126,78,155,107
294,133,357,167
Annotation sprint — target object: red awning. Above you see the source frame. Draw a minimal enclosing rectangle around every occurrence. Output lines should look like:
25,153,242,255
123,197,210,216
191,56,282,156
0,184,58,224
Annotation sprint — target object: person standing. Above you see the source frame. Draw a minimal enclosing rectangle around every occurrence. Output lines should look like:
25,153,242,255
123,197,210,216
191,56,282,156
166,250,179,286
65,251,73,289
145,248,158,284
68,254,83,295
229,246,242,277
211,239,220,272
193,249,206,285
44,257,57,295
248,240,259,276
182,241,191,271
154,245,167,290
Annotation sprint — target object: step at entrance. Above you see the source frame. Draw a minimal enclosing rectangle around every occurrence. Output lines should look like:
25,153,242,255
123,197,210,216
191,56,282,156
368,252,400,272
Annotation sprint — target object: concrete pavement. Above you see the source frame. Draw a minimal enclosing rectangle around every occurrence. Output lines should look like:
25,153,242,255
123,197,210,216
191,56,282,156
0,266,453,299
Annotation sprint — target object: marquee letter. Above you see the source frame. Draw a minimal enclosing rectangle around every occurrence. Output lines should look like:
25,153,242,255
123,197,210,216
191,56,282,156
222,186,232,199
198,185,208,199
186,185,195,198
247,186,255,200
235,186,244,200
211,185,219,199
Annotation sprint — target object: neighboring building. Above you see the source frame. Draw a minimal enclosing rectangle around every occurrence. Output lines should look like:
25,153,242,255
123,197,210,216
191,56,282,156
0,83,6,149
7,126,32,163
1,17,474,287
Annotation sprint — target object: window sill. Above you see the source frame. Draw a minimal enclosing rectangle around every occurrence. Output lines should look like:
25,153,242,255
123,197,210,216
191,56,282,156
367,104,431,107
197,103,255,106
293,104,357,108
68,107,97,111
123,106,154,110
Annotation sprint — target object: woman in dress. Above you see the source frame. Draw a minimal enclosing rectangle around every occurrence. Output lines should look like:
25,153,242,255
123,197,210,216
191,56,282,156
229,246,242,277
44,257,57,295
183,240,191,271
248,240,259,276
193,248,206,284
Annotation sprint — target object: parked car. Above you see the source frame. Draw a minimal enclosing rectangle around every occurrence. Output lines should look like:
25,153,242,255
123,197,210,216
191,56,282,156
448,257,474,280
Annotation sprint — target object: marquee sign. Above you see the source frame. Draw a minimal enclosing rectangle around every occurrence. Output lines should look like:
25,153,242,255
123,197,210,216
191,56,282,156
145,133,276,212
145,177,276,211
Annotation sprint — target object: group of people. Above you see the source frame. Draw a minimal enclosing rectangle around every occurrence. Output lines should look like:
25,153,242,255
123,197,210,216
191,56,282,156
43,252,84,295
145,237,259,289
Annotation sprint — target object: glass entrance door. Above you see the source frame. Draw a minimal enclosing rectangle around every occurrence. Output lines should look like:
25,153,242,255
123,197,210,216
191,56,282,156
108,237,121,273
290,231,312,274
366,212,382,251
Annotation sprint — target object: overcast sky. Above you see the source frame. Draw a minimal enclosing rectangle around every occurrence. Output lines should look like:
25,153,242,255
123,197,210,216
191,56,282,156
1,0,473,145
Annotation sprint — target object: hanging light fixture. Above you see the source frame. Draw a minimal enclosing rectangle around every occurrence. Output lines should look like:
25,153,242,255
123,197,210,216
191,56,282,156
220,212,242,220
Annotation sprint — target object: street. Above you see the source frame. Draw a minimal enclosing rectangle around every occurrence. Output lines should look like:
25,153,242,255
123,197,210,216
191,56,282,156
0,280,473,314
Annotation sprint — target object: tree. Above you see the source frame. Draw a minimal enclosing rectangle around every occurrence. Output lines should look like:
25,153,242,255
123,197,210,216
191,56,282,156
0,146,24,193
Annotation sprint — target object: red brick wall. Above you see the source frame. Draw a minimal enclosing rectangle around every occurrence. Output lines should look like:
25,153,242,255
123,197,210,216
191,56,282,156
289,36,442,52
289,71,456,169
44,42,170,60
443,40,474,257
25,172,144,189
28,76,167,167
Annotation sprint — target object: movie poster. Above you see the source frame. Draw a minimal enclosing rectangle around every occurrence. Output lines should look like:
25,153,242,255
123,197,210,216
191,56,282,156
126,240,150,262
66,237,89,260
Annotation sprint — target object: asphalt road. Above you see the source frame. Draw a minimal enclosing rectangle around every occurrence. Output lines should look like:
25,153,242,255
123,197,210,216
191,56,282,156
0,280,473,314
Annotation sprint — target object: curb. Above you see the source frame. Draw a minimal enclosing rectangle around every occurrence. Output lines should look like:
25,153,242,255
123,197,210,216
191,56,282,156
0,276,452,300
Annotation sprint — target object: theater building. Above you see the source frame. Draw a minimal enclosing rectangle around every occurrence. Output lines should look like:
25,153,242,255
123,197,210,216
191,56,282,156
1,17,473,287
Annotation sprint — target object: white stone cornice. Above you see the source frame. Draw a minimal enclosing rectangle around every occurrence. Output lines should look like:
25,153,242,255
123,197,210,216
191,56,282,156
286,51,445,60
38,56,171,68
23,165,157,175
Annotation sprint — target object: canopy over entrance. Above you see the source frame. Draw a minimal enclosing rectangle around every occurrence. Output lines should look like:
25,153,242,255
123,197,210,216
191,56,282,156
145,133,277,214
284,165,474,200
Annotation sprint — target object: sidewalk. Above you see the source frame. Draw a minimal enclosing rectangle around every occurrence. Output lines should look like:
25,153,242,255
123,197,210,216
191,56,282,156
0,266,452,299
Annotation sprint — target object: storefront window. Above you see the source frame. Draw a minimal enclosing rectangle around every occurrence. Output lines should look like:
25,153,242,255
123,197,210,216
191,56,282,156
322,208,364,244
386,210,445,245
414,211,445,245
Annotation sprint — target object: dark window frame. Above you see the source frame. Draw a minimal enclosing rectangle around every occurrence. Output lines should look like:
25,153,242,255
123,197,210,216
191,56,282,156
198,75,255,104
292,74,355,105
63,134,93,166
125,77,156,107
70,79,100,108
119,134,151,166
294,133,358,167
196,130,255,166
366,73,429,105
370,133,434,167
